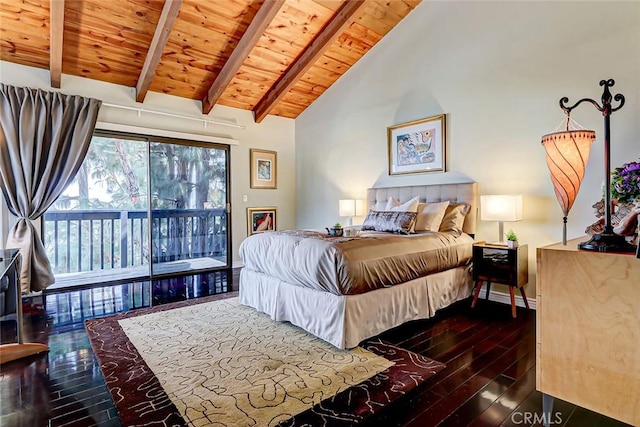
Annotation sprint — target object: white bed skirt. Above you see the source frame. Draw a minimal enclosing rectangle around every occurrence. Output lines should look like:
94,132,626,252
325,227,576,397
239,266,473,349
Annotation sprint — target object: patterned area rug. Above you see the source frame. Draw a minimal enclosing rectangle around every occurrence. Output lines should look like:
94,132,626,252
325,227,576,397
86,292,445,426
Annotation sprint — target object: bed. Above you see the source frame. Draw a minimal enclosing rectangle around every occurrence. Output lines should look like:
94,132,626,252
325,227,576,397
239,183,478,349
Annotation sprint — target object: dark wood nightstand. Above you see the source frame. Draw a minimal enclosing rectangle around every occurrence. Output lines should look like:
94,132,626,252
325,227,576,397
471,241,529,318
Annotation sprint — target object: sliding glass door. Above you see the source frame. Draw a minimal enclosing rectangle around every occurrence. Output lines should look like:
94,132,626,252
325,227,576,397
149,140,229,276
44,131,230,287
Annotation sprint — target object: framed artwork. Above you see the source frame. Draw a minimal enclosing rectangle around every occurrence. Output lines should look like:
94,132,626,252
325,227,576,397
250,149,277,189
247,207,277,235
387,114,446,175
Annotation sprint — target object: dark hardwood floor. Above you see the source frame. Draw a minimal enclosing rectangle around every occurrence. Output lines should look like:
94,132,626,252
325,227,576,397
0,270,629,427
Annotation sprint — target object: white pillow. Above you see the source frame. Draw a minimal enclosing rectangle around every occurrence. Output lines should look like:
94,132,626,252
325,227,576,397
385,196,420,213
415,201,450,232
372,201,387,211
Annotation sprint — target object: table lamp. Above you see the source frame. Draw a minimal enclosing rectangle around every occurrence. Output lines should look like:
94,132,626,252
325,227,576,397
481,194,523,244
339,199,364,226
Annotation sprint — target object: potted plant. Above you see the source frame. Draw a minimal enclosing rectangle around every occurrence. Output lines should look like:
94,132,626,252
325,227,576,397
505,229,519,249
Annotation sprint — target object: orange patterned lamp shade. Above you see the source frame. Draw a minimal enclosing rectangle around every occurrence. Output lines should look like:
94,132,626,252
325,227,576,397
541,129,595,244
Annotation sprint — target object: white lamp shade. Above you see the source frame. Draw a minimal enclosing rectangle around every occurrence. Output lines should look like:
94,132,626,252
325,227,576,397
481,195,523,222
339,199,364,217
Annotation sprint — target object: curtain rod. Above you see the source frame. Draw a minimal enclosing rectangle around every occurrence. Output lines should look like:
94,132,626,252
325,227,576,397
95,122,239,146
101,103,245,129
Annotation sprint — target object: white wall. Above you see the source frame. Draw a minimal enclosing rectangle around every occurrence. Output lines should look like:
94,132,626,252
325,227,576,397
0,61,296,265
295,1,640,295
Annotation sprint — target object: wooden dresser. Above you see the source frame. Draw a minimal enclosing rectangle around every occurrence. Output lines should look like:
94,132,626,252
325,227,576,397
536,238,640,425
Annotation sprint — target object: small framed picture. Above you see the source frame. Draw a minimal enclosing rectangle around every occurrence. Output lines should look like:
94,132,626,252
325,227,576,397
250,149,277,189
388,114,446,175
247,207,277,235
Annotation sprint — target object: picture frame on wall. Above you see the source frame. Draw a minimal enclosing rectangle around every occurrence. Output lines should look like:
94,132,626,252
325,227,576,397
250,149,277,189
387,114,446,175
247,207,277,235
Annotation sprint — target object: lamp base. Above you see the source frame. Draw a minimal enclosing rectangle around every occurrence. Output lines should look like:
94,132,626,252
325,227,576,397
578,232,637,253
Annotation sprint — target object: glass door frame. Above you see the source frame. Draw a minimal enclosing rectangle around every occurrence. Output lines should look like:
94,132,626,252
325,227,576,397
147,134,232,280
42,129,232,284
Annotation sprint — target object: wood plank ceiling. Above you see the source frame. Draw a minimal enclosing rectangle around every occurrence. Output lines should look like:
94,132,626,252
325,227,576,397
0,0,421,122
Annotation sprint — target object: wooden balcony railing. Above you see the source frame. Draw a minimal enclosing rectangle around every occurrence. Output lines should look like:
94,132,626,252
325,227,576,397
43,208,227,274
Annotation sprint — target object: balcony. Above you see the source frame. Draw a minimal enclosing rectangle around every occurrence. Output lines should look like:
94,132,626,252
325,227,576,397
43,208,228,289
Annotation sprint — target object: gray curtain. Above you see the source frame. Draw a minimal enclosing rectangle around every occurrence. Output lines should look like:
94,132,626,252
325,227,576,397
0,84,101,293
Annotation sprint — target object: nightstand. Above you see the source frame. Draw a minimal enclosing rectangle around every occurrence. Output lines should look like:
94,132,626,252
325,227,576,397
471,242,529,318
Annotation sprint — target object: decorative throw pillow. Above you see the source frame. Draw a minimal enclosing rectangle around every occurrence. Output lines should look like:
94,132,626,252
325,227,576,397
384,196,420,232
439,202,471,236
385,196,420,213
415,201,450,232
361,210,417,235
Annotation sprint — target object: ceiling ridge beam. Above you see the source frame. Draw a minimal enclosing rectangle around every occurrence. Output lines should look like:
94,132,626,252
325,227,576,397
202,0,285,115
50,0,65,88
135,0,183,103
252,0,368,123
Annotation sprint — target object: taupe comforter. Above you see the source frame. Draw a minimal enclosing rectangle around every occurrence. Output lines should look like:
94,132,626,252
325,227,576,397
239,230,473,295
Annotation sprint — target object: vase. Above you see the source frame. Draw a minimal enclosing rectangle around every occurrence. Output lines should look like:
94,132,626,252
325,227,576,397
507,240,519,249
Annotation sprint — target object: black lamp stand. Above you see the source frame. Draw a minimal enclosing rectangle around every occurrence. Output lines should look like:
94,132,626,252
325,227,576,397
559,79,636,253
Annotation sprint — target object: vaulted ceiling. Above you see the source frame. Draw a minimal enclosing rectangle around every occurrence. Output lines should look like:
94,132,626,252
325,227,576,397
0,0,421,122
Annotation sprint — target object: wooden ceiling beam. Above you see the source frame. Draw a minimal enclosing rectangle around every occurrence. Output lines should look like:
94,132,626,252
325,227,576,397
202,0,285,114
135,0,182,103
252,0,367,123
49,0,65,88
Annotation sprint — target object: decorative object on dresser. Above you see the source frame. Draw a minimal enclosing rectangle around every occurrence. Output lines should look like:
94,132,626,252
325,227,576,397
610,160,640,204
609,160,640,244
246,206,276,235
471,242,529,318
339,199,364,226
537,238,640,426
387,114,446,175
480,194,523,245
249,148,277,189
541,78,635,253
584,199,638,245
540,127,594,246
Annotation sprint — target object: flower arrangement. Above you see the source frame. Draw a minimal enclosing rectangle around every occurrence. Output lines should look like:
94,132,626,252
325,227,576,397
611,161,640,204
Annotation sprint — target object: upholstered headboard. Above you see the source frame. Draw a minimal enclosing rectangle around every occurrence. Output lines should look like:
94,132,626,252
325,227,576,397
366,182,478,236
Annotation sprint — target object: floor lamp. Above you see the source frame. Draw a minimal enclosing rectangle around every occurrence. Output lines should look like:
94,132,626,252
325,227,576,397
542,79,635,253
